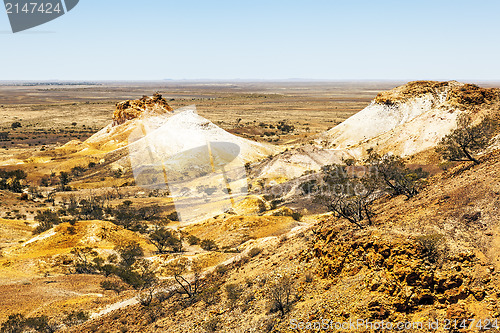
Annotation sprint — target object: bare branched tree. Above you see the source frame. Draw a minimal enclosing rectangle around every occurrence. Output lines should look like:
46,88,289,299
266,274,294,317
164,258,201,298
315,164,378,227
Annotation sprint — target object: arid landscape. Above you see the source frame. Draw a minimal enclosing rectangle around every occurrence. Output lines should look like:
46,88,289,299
1,80,500,333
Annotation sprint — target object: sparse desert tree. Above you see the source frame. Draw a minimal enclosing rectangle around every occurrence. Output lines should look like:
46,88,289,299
164,258,201,298
115,241,144,267
266,274,294,317
59,171,71,190
316,164,378,227
366,151,428,199
70,246,99,273
132,259,158,290
33,210,61,234
328,194,376,227
149,227,182,253
436,114,498,165
109,201,155,232
77,195,105,220
137,204,162,221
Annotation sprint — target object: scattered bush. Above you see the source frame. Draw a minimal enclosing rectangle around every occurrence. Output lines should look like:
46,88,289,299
200,286,220,305
70,166,85,177
33,210,61,234
187,234,200,245
143,302,164,324
100,280,126,295
0,169,27,193
291,211,302,221
215,265,228,276
300,179,318,195
248,247,262,258
225,283,243,307
200,239,218,251
416,234,444,263
166,211,179,221
66,226,77,235
113,168,123,178
40,177,50,187
63,310,89,327
0,313,56,333
203,316,220,332
277,121,294,133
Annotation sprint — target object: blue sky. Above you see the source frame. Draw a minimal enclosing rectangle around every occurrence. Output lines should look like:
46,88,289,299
1,0,499,80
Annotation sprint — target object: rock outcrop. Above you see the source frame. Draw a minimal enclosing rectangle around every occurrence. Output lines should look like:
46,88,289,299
112,92,173,126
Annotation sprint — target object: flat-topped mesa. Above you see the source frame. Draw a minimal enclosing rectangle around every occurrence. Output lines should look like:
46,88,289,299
112,92,174,126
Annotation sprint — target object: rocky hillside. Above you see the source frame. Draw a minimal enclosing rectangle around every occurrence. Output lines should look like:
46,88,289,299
66,147,500,333
1,81,498,333
53,82,499,333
